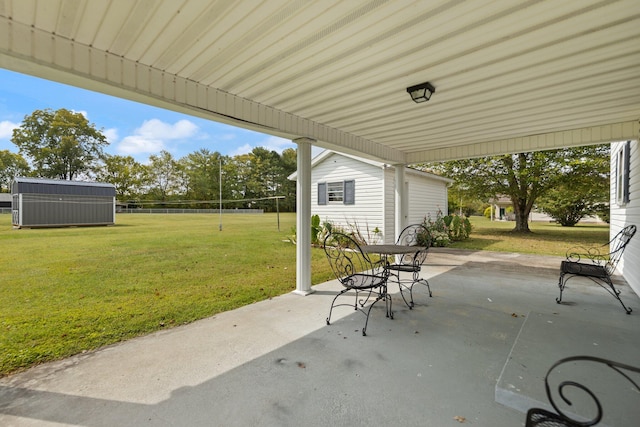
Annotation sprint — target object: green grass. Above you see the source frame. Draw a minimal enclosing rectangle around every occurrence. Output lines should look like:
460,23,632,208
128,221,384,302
0,213,609,377
0,213,334,376
449,216,610,256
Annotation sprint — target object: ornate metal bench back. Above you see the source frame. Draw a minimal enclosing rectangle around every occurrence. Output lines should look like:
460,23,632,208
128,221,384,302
605,225,636,276
537,356,640,426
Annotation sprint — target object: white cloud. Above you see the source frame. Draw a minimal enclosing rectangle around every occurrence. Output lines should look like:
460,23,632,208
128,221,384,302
118,135,165,154
262,136,295,153
116,118,199,156
228,136,295,157
229,143,253,157
136,119,198,140
0,120,19,139
103,128,119,144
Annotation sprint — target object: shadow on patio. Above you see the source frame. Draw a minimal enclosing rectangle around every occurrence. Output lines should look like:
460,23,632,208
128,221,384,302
1,248,639,426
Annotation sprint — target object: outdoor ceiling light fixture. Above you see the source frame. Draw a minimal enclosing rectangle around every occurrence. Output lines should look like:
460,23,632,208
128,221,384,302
406,81,435,103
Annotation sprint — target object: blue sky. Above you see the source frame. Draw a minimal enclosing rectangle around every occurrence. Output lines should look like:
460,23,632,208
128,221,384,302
0,68,301,162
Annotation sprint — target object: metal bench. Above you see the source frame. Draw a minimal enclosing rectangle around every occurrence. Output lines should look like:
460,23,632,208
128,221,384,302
526,356,640,426
557,225,636,314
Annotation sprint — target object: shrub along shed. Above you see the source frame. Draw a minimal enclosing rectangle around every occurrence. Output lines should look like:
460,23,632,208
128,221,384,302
11,177,116,229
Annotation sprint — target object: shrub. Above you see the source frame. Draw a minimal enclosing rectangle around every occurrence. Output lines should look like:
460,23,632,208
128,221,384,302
447,214,472,241
430,230,451,247
422,210,450,247
311,214,321,244
422,209,472,246
289,215,334,245
344,220,383,245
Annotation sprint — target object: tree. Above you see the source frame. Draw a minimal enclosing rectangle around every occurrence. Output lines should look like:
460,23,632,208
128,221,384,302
447,183,485,216
278,148,297,212
96,154,149,201
229,147,295,212
147,150,182,202
180,149,226,206
426,145,610,233
0,150,30,192
536,146,610,226
11,108,108,180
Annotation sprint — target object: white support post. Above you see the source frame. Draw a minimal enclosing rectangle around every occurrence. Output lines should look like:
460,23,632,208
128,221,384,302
394,165,407,242
293,138,315,295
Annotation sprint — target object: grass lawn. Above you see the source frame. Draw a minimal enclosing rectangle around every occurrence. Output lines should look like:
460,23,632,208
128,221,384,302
0,213,609,377
0,213,334,376
449,216,610,256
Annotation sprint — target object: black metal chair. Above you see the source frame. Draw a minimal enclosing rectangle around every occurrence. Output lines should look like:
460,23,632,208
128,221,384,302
525,356,640,426
385,224,432,309
557,224,636,314
323,232,392,336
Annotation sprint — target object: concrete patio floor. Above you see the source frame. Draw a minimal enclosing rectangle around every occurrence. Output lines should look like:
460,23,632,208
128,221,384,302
1,248,639,426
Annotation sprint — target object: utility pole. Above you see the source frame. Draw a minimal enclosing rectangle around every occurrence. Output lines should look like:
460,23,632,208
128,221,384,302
219,156,223,231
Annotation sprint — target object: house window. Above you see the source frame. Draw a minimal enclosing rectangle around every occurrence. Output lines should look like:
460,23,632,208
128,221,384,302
616,141,631,205
318,180,355,205
327,182,344,203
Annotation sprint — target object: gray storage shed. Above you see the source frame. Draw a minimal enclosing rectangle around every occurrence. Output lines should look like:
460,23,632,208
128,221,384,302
0,193,11,208
12,178,116,228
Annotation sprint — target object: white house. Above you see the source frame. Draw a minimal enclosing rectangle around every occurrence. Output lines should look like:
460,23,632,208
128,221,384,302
290,150,452,244
610,140,639,298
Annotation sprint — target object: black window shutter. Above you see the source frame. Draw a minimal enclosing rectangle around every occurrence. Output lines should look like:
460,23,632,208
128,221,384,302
623,141,631,203
344,180,355,205
318,182,327,205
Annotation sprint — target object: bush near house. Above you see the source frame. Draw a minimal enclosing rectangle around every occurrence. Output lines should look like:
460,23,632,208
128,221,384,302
422,210,472,247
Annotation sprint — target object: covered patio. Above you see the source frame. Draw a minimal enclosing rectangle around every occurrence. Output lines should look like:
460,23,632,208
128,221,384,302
1,1,639,425
1,0,639,296
1,249,639,426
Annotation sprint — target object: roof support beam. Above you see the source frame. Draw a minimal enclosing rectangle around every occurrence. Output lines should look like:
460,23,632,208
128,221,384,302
394,165,407,243
407,121,640,163
293,138,314,296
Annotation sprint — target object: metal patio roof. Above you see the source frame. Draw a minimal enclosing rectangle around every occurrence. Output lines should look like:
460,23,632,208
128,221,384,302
1,0,639,164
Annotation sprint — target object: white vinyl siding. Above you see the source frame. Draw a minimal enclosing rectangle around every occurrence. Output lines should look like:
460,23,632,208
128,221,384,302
407,170,449,225
309,151,452,245
311,153,384,234
610,140,639,298
382,168,449,243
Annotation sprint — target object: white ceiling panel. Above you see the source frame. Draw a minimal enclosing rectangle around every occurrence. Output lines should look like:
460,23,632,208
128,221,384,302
0,0,638,164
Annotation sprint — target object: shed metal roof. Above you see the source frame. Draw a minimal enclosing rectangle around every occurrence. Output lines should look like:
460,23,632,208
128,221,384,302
1,0,638,164
12,178,116,196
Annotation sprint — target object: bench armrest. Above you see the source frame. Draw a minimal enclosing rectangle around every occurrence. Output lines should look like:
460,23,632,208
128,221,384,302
565,246,607,265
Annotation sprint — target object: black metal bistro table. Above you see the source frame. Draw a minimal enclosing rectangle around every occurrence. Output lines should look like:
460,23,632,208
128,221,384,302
361,244,429,308
360,244,426,258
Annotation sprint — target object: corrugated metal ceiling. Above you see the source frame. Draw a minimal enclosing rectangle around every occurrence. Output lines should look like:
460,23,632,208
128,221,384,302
1,0,639,163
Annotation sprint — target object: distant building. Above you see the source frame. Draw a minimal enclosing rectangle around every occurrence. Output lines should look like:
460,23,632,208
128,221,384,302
488,196,514,221
11,177,116,229
289,150,452,243
0,193,11,209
